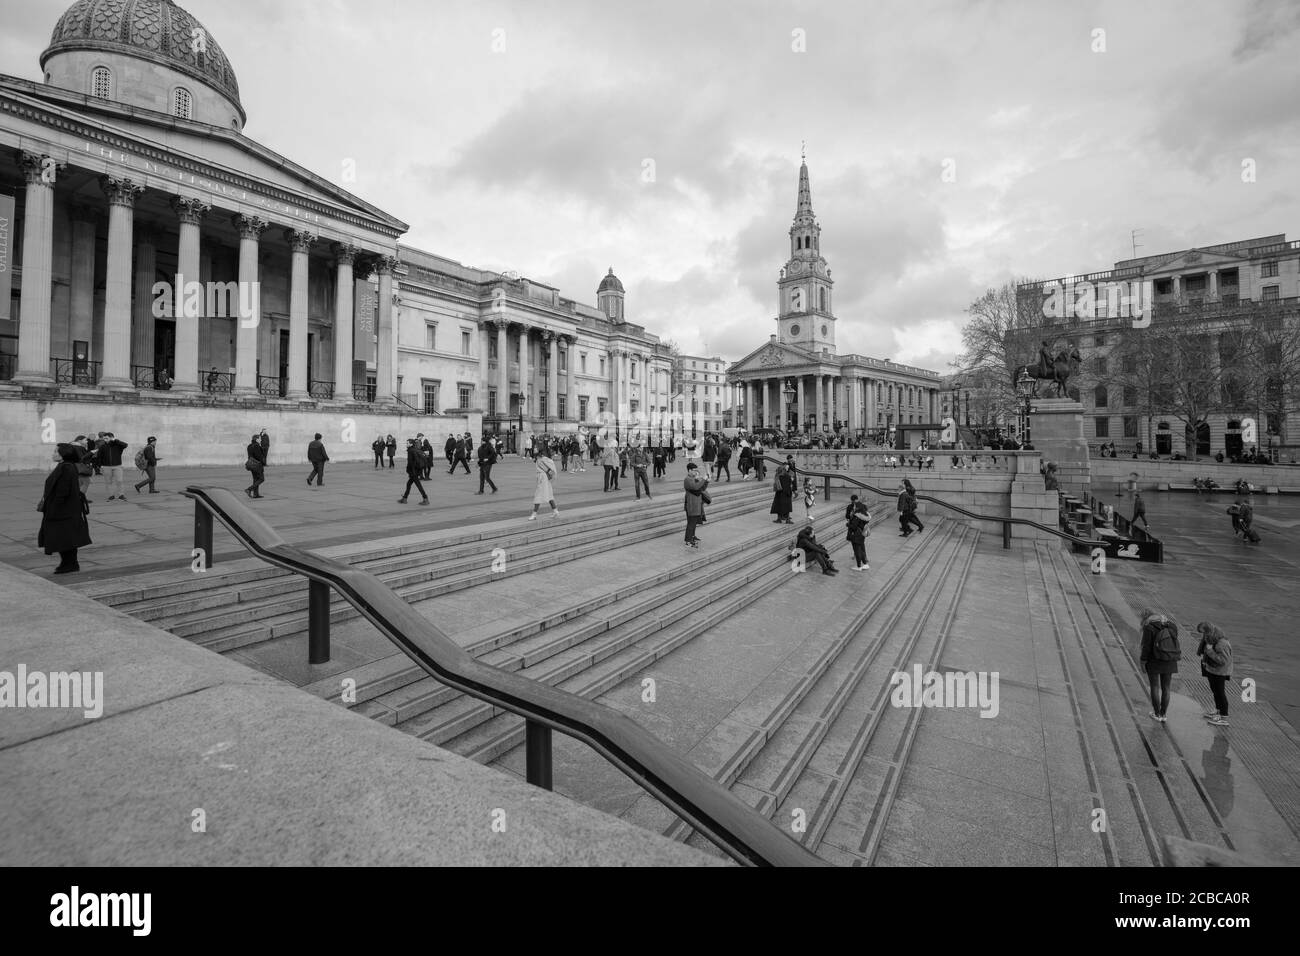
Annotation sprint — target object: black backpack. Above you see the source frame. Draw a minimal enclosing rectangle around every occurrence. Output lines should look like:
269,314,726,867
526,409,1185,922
1151,621,1181,662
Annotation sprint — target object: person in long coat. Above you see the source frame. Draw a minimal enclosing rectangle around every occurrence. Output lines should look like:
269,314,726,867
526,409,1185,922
683,462,709,547
529,452,559,520
245,433,267,498
770,463,794,524
39,444,92,574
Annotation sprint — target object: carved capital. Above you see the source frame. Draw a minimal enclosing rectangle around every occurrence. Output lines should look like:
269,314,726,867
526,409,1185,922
19,151,65,187
284,228,317,254
540,330,554,345
375,254,400,276
100,175,145,207
331,242,360,266
232,214,270,241
171,195,210,226
492,317,510,331
353,256,376,281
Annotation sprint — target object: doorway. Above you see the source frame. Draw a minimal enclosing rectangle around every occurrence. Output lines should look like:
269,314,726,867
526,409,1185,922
277,329,315,395
154,320,175,377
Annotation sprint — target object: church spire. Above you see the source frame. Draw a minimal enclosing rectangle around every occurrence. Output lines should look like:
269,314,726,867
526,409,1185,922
794,153,815,225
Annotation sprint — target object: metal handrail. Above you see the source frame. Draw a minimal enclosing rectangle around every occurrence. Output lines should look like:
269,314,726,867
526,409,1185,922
181,484,823,867
761,455,1105,550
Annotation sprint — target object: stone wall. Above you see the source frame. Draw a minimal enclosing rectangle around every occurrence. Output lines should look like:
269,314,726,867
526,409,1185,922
1090,456,1300,492
0,392,479,471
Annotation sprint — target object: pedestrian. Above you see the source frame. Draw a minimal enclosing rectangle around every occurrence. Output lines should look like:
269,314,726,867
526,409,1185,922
528,449,560,520
844,494,860,523
71,435,95,500
1195,621,1233,727
1237,497,1260,544
752,438,766,479
422,434,435,479
714,439,732,482
96,431,128,500
702,435,716,466
847,501,871,571
476,435,499,494
1139,608,1180,723
372,434,385,468
683,461,710,547
631,444,652,500
560,438,570,473
243,432,266,498
385,433,396,468
770,462,794,524
802,476,816,518
602,440,620,492
619,443,629,479
449,433,472,474
38,444,92,574
133,436,162,494
398,439,430,505
1132,491,1149,531
259,428,270,463
444,433,456,467
306,432,329,487
795,523,838,575
652,443,666,480
898,480,924,537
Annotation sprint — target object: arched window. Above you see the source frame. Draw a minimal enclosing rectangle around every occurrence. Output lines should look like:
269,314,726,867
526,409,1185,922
819,288,826,312
173,87,193,119
91,67,112,99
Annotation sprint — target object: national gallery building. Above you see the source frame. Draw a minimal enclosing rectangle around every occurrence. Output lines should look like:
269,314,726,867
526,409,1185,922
0,0,672,468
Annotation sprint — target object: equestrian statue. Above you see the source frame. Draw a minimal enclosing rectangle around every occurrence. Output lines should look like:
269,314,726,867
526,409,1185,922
1014,340,1081,398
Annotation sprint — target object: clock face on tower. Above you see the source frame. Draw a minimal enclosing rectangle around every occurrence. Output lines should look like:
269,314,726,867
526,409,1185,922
789,324,800,336
790,261,801,273
821,324,828,336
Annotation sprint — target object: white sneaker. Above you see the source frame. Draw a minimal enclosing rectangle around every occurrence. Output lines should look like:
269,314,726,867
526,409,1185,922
552,509,560,518
528,514,536,521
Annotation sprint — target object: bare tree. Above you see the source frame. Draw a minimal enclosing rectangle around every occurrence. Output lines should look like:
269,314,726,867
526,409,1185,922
1240,310,1300,451
957,279,1056,405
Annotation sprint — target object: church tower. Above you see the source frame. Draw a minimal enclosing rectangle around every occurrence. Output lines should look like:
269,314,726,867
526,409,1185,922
777,153,835,353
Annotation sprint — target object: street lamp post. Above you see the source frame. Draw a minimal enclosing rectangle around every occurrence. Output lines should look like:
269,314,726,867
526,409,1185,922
518,393,526,447
690,385,697,439
1017,371,1033,446
782,379,796,433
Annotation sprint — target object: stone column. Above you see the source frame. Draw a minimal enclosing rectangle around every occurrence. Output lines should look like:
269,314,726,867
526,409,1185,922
797,376,806,430
744,381,753,430
479,322,490,407
331,242,357,401
375,255,397,404
545,331,558,421
232,215,268,395
517,323,530,420
98,175,145,390
171,197,208,392
565,335,578,420
13,154,64,384
284,228,316,400
129,227,156,379
495,319,509,416
68,205,97,369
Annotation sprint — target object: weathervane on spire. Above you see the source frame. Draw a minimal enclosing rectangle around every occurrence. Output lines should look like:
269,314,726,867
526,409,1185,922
801,140,806,162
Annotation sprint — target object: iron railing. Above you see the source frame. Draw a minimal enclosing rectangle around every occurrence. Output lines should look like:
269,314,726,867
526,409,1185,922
51,357,101,386
181,485,821,867
309,379,334,400
0,353,15,381
202,371,235,393
130,364,156,389
353,384,376,402
257,374,284,398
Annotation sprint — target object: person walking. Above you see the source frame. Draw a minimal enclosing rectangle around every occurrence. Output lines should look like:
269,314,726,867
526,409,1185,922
38,444,92,574
738,441,752,480
1195,621,1233,727
444,433,456,467
398,439,430,505
683,462,709,548
770,462,794,524
752,438,766,479
385,434,397,468
1138,608,1180,722
528,450,560,520
559,438,570,473
602,440,620,492
133,436,162,494
449,434,471,474
631,444,652,500
97,431,128,500
619,443,629,479
421,434,435,479
714,439,732,482
847,501,871,571
898,480,924,536
306,432,329,487
372,434,385,469
1237,497,1260,544
243,433,266,498
476,435,499,494
795,523,838,575
652,443,667,480
1132,491,1149,531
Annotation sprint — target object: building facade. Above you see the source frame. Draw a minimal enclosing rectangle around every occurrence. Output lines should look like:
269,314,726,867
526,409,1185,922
670,354,729,436
726,158,942,440
1018,234,1300,458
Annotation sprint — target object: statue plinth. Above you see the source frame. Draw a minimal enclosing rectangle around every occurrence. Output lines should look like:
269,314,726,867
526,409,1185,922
1029,397,1091,496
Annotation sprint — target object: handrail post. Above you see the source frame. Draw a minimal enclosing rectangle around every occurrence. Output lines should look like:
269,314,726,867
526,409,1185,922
823,474,831,501
308,579,331,664
526,719,553,790
193,499,213,570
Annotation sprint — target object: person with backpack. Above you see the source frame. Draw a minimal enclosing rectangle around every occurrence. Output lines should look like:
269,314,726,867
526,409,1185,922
96,431,128,501
714,439,732,482
1227,500,1243,537
398,438,430,505
847,501,871,571
1139,608,1180,723
133,437,161,494
738,441,753,480
306,433,329,487
752,438,766,479
1195,621,1233,727
243,433,266,498
39,444,92,574
528,448,560,520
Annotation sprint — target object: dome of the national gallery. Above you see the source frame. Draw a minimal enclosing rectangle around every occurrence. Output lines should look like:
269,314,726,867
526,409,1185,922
42,0,245,128
597,268,625,294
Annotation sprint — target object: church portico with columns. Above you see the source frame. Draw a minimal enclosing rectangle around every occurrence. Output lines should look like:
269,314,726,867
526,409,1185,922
726,156,941,443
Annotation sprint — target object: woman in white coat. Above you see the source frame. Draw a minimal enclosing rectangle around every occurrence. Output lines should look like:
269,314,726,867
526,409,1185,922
529,452,560,520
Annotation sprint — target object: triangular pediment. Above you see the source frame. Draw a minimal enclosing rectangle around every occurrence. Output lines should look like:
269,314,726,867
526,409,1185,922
730,340,819,374
1150,248,1250,273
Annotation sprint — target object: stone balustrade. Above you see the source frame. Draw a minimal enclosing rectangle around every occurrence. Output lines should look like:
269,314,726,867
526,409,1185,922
790,449,1041,477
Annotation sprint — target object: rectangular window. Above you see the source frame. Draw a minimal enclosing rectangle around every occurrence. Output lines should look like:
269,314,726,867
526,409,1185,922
1262,260,1279,278
581,352,587,373
425,323,437,351
461,331,471,355
1122,385,1137,406
558,396,567,419
538,394,547,417
559,351,567,372
1094,416,1110,438
422,380,440,414
630,399,638,414
489,390,497,416
599,357,605,376
1262,285,1280,302
458,385,471,409
1122,355,1137,374
1095,357,1107,376
597,397,607,414
579,396,588,420
1123,416,1138,438
631,362,637,381
1093,333,1107,347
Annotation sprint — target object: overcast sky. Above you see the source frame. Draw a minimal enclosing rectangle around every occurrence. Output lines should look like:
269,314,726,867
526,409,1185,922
6,0,1300,372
